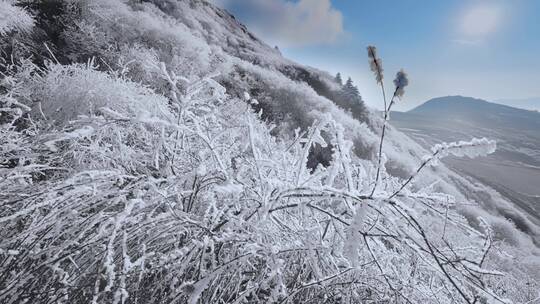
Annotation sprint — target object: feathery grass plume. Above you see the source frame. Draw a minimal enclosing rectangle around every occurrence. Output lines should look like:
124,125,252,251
367,46,383,84
393,69,409,99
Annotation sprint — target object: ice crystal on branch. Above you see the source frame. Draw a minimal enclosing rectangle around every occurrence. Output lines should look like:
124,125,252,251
432,137,497,159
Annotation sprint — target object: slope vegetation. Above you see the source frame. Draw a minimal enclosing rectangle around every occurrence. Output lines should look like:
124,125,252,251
0,1,538,303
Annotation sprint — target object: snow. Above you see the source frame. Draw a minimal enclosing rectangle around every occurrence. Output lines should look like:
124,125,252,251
0,1,34,36
0,0,537,303
432,137,497,159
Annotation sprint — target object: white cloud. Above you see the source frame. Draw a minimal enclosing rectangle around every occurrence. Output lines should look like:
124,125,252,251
458,4,502,38
214,0,344,47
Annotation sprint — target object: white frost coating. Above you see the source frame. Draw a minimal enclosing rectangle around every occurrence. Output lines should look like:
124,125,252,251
432,137,496,158
0,0,536,302
32,63,173,126
426,138,497,166
213,180,243,194
44,126,96,152
188,272,221,304
331,120,354,192
104,199,141,293
343,202,366,267
0,1,34,36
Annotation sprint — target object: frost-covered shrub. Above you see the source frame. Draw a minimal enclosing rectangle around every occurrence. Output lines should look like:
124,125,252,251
1,2,539,304
281,65,369,123
61,19,117,63
0,1,35,67
225,61,376,147
29,62,172,126
76,0,213,78
0,1,34,36
1,56,537,303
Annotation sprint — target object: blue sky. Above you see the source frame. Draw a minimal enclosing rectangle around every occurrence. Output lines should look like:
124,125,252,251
214,0,540,110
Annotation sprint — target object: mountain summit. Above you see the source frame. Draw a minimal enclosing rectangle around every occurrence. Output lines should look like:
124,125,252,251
410,96,540,130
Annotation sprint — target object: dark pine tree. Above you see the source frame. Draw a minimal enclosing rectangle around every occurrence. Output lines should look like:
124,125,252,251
335,72,343,86
343,77,359,98
339,77,367,122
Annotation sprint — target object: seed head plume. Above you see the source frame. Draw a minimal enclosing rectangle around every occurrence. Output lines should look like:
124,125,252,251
393,69,409,99
367,46,384,84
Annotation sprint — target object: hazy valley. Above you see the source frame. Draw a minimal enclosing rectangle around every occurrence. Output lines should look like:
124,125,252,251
392,96,540,227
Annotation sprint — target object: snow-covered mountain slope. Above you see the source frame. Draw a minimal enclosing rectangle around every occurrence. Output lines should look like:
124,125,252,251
81,0,540,248
496,97,540,112
1,1,539,303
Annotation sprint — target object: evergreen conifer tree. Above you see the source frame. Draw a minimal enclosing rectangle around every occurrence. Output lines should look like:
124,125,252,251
335,72,343,86
343,77,359,98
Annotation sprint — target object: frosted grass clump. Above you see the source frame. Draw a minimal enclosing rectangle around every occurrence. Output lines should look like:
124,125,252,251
0,64,517,302
0,2,537,303
0,1,34,36
30,62,173,126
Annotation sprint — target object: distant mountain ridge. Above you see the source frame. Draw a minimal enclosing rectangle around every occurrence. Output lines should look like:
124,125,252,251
411,95,530,113
406,95,540,133
496,97,540,112
392,95,540,227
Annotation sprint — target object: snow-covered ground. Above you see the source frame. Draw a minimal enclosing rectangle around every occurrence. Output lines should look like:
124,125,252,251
1,1,539,303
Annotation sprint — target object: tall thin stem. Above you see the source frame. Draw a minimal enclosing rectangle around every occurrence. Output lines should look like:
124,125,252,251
370,87,398,197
